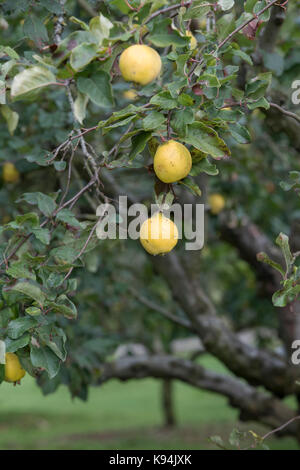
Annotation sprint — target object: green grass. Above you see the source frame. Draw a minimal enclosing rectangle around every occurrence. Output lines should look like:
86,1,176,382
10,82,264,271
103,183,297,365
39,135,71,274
0,355,298,450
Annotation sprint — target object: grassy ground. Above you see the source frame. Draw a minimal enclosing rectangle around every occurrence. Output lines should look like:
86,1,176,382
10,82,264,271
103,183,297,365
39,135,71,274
0,355,298,450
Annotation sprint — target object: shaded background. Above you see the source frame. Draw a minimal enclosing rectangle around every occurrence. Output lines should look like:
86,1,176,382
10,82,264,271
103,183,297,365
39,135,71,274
1,355,299,450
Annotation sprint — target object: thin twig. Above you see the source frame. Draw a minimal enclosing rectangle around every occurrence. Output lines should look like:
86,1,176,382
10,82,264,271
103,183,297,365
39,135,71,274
58,144,77,209
66,84,102,197
72,166,99,211
129,286,194,330
59,177,96,212
188,0,283,78
217,0,281,50
124,0,137,11
262,415,300,441
53,0,66,44
62,217,101,282
269,101,300,124
143,1,212,25
0,177,96,268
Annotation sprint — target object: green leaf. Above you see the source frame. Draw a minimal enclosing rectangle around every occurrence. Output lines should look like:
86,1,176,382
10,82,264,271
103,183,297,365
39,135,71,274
178,93,194,106
89,14,113,44
51,225,98,265
7,212,39,230
148,18,189,47
97,104,141,128
179,177,201,196
244,0,258,13
0,105,19,135
53,161,67,172
229,428,243,447
7,260,36,280
229,123,251,144
45,272,65,289
18,192,57,217
39,0,63,14
150,91,178,110
110,0,130,13
276,233,293,274
253,0,271,22
7,317,38,340
183,0,210,19
217,13,235,42
32,227,51,245
190,158,219,176
5,333,30,352
10,280,46,307
77,71,114,108
247,97,270,110
171,108,194,137
23,14,49,46
167,77,187,98
0,45,20,60
0,307,13,329
183,122,231,159
25,307,42,316
198,73,221,88
143,111,166,131
37,326,67,361
70,43,99,71
235,12,253,28
56,209,82,228
30,345,61,379
209,435,225,449
218,0,234,11
47,295,77,319
22,253,46,268
11,66,56,100
102,115,136,134
129,132,152,160
257,252,285,277
231,48,253,66
74,91,89,124
246,72,272,100
69,16,89,31
272,284,300,308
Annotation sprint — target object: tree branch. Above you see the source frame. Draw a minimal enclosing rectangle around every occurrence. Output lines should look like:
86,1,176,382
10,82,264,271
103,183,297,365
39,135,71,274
219,214,300,351
258,0,288,53
54,0,66,44
188,0,282,79
151,252,297,396
216,0,281,51
219,215,283,294
100,354,297,434
143,1,194,25
269,102,300,125
129,286,194,331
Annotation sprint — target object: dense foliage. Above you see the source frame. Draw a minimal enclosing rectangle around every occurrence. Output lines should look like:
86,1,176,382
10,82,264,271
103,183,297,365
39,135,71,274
0,0,300,438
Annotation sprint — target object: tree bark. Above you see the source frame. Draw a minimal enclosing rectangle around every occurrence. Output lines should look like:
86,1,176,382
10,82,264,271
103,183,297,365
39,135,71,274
151,252,297,396
100,354,297,436
220,215,300,353
161,379,177,428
